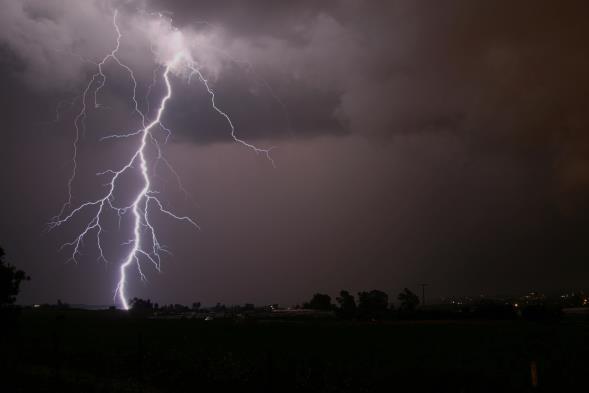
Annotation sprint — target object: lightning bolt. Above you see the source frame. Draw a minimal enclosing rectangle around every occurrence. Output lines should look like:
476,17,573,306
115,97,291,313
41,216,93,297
50,10,274,309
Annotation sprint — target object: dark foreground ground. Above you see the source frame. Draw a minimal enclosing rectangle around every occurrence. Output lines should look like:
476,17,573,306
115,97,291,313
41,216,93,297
1,309,589,392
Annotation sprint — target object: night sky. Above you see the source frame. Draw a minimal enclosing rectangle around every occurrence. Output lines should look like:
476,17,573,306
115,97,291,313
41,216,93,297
1,0,589,307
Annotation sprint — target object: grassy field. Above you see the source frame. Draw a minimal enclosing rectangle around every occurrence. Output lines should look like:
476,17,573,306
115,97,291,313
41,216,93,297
2,309,589,392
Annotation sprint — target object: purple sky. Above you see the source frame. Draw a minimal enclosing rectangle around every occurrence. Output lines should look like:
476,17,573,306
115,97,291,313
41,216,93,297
1,0,589,306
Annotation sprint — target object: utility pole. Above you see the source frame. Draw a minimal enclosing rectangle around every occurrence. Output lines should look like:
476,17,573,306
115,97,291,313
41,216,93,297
420,284,428,307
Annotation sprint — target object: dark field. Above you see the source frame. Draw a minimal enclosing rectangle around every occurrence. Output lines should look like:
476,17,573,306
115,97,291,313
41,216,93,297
2,310,589,392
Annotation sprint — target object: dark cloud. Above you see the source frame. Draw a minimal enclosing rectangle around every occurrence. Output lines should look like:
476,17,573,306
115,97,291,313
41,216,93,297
1,0,589,306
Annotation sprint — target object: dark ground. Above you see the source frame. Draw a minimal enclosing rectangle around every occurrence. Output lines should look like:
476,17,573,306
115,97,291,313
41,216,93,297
1,309,589,392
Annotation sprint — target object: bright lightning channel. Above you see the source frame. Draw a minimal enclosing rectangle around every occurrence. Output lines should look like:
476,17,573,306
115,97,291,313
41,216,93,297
49,10,274,310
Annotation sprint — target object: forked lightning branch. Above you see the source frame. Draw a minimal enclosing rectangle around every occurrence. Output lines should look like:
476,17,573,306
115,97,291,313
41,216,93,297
49,10,273,310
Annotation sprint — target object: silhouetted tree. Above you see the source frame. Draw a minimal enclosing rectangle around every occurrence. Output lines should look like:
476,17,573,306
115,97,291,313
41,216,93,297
559,292,585,308
192,302,201,311
398,288,420,312
336,290,357,319
56,299,70,309
357,290,389,320
304,293,333,310
130,297,154,316
173,304,189,312
0,246,30,307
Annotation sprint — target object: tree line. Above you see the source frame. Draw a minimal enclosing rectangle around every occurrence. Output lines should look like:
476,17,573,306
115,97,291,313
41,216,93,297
0,244,568,323
303,289,420,320
0,246,29,309
1,244,423,321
